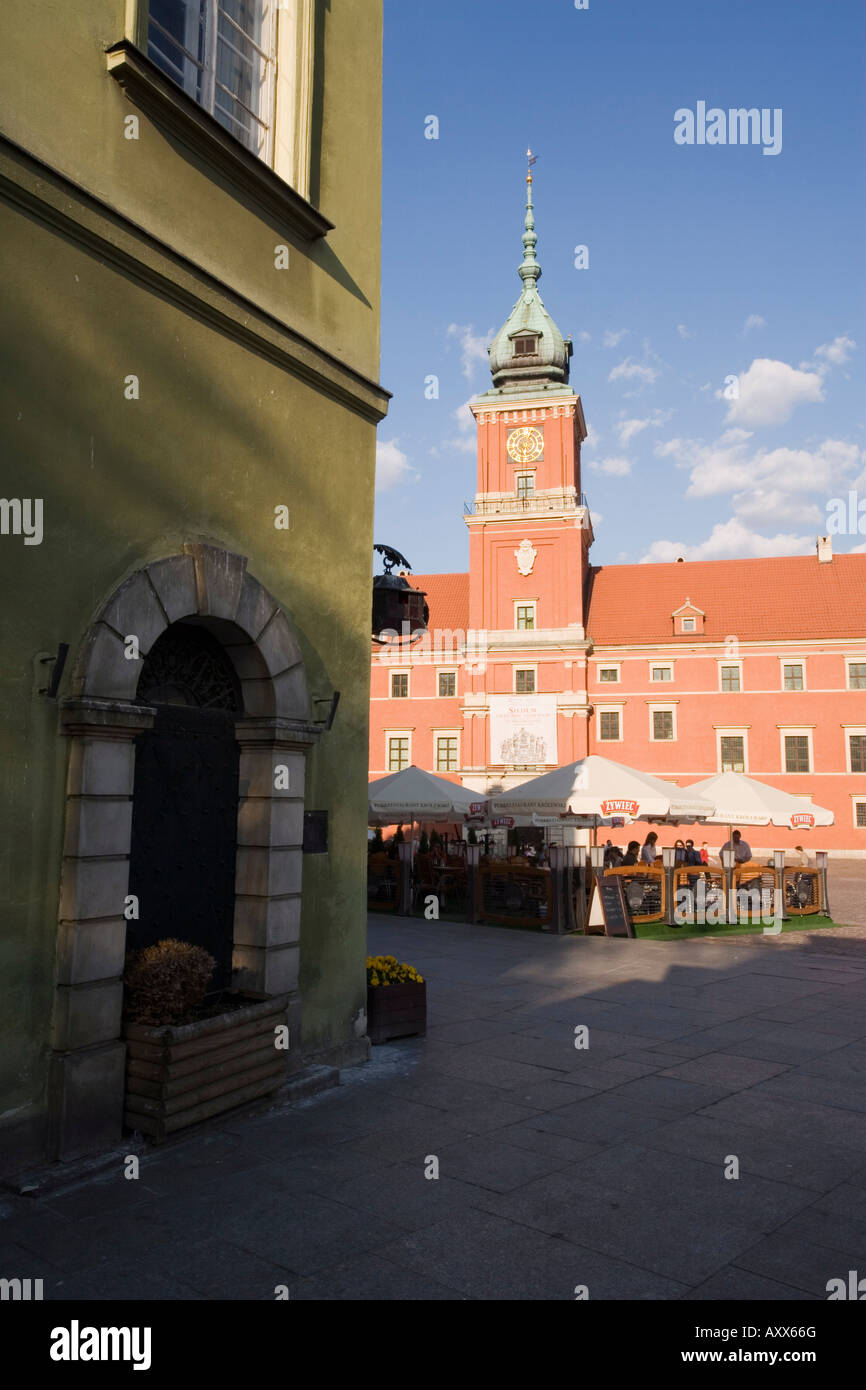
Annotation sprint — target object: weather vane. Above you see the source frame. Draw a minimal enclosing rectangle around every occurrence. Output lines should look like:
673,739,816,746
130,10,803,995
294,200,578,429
526,148,538,169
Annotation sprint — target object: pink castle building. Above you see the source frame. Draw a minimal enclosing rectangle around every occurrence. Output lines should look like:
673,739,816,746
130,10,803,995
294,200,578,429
371,168,866,855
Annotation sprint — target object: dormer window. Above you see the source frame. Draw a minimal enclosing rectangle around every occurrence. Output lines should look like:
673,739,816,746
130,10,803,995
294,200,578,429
671,596,706,637
513,335,538,357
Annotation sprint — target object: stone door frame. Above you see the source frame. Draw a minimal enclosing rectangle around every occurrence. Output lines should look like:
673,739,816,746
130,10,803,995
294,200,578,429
50,543,319,1160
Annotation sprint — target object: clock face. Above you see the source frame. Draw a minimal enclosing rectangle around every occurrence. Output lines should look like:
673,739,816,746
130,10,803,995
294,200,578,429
507,426,544,464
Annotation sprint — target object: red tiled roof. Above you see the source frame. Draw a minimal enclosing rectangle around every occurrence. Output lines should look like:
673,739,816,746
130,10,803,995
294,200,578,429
586,553,866,645
408,573,470,633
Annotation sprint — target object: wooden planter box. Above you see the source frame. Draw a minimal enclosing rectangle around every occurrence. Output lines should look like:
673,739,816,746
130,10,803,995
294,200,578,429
123,992,290,1142
367,980,427,1045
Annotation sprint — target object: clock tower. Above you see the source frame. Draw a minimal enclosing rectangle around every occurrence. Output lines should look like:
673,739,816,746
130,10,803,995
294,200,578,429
461,157,594,777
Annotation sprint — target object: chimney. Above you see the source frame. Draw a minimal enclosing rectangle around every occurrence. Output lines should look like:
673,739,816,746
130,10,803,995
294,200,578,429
817,536,832,564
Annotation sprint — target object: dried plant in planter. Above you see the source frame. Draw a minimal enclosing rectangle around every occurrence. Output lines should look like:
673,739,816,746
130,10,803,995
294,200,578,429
124,938,217,1026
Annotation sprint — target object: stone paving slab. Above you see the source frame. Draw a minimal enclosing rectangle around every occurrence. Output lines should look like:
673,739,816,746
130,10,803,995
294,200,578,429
2,912,866,1300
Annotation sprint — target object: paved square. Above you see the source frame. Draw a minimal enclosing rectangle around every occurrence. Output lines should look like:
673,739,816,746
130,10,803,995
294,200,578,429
3,913,866,1300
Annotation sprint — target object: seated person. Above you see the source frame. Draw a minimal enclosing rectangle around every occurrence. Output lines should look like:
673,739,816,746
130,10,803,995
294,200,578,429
621,840,641,866
640,832,659,865
720,829,752,863
789,844,814,867
604,842,624,868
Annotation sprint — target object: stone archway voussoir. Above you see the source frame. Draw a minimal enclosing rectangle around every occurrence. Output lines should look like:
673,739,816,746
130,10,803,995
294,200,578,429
80,624,143,701
145,554,199,625
98,569,169,656
183,543,248,622
257,608,304,678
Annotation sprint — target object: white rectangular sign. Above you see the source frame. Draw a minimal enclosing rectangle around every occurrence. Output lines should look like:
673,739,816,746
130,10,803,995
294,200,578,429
488,693,557,766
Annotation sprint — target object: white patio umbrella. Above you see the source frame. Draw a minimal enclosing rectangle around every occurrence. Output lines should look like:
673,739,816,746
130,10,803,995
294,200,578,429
490,755,712,828
683,771,834,835
368,765,486,825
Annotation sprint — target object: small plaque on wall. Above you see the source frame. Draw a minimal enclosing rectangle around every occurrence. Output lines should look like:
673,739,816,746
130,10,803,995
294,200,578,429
303,810,328,854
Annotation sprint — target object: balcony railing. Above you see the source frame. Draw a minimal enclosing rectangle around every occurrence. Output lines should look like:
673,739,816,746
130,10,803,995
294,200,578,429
464,491,589,517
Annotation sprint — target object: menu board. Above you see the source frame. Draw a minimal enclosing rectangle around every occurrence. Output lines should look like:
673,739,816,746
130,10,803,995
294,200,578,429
595,874,636,938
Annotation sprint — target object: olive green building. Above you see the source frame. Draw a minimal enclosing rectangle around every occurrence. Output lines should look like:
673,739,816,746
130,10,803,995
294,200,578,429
0,1,388,1171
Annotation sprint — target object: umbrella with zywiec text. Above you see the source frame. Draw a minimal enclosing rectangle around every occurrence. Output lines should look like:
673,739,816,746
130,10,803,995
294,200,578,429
683,770,834,855
490,755,713,836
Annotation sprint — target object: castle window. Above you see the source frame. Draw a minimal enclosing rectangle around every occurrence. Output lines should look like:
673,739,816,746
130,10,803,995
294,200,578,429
652,709,675,742
513,335,538,356
784,734,811,774
438,671,456,698
435,736,459,773
598,710,621,741
783,663,804,691
516,474,535,499
515,668,536,694
848,733,866,774
390,672,409,698
387,735,410,771
719,734,746,772
516,605,535,631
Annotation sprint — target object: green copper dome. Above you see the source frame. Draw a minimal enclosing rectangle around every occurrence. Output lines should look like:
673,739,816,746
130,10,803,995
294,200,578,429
487,168,573,393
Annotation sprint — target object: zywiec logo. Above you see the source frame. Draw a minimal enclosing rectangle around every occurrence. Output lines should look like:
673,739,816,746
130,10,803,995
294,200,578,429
600,799,640,818
790,813,815,829
0,1277,43,1300
469,802,486,815
492,817,514,828
50,1321,152,1371
827,1270,866,1300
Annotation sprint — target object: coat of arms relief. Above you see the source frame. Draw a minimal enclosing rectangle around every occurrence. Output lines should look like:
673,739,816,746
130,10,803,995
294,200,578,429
514,539,537,576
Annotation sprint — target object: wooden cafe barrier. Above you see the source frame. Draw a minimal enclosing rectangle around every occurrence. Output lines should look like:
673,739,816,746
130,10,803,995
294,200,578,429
601,865,666,924
782,867,823,915
671,865,726,920
478,862,554,929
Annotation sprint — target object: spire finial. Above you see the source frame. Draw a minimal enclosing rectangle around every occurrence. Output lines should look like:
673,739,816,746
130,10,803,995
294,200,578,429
520,149,541,288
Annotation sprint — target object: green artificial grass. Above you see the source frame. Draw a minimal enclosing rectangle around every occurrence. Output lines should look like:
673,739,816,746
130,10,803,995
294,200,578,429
634,914,838,941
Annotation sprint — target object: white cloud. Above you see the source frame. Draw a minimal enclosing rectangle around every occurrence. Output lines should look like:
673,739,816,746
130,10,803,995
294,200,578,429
720,358,824,427
658,431,862,502
609,357,659,386
677,324,692,340
618,418,651,446
815,335,857,366
732,488,824,528
590,510,603,529
582,425,600,450
603,329,629,348
376,440,415,492
577,330,592,344
446,323,492,381
743,314,766,336
590,455,633,477
616,409,672,447
641,518,812,564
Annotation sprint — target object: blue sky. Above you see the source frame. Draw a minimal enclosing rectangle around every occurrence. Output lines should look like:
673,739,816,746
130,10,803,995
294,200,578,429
374,0,865,574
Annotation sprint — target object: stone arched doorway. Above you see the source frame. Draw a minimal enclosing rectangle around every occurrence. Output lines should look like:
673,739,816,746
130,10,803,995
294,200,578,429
51,544,319,1160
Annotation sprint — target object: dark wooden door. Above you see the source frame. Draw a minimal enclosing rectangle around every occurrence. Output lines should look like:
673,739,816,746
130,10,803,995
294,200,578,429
128,703,239,989
127,619,243,991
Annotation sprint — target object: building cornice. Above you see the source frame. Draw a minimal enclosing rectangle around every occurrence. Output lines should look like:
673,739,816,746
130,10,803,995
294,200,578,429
0,135,391,425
